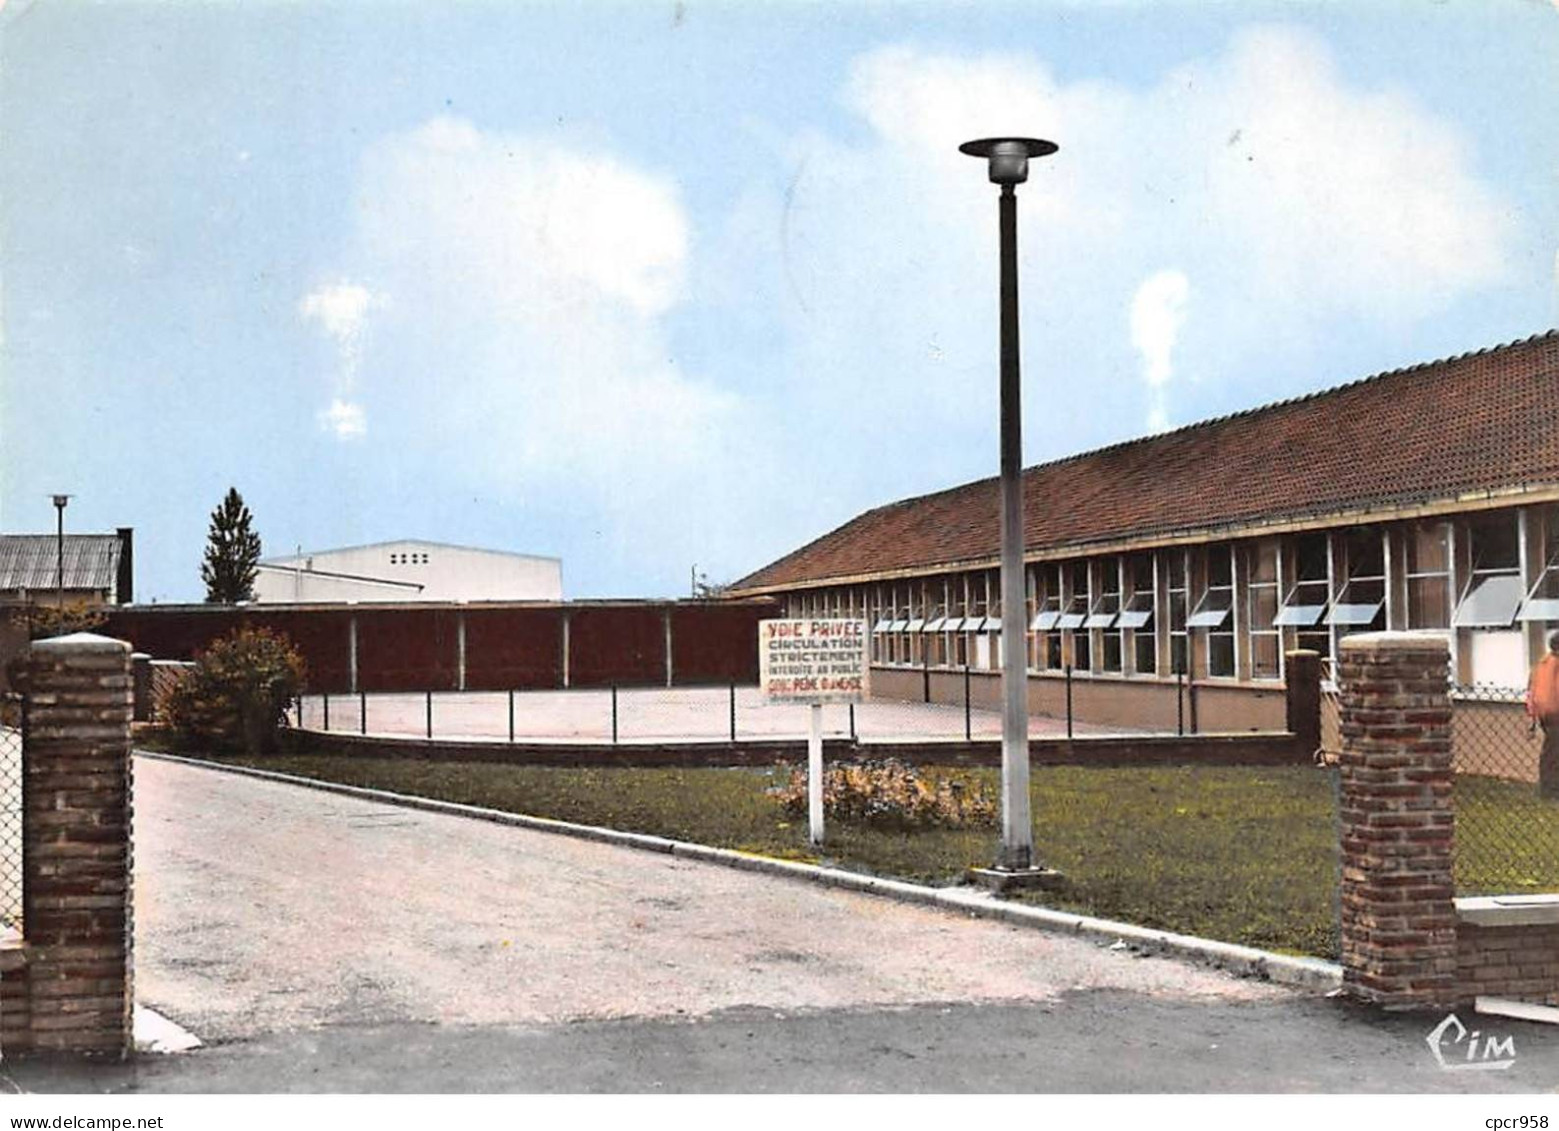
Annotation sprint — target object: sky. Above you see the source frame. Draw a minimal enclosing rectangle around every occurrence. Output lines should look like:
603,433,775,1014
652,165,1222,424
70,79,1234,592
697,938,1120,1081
1,0,1556,603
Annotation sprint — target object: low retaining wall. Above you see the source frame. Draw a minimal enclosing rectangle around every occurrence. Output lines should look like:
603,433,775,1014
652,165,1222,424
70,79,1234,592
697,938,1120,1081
870,654,1306,737
290,727,1311,769
1455,898,1559,1007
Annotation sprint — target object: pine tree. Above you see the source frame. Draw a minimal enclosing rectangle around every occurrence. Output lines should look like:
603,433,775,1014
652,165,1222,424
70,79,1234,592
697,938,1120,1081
201,488,262,603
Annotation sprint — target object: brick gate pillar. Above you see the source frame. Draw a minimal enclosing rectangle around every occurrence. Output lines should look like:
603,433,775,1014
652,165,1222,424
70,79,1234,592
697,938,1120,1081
1284,649,1322,758
23,633,134,1055
1337,632,1457,1009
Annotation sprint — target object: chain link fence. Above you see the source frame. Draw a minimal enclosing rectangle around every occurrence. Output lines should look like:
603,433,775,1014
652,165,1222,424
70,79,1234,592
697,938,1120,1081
1452,683,1559,896
1,692,23,932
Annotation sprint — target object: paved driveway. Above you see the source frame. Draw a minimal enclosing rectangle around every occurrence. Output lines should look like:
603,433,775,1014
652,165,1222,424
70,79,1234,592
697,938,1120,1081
132,756,1279,1043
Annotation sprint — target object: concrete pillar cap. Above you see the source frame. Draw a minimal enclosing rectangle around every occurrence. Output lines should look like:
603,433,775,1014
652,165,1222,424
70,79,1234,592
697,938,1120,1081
1337,632,1449,655
30,632,132,653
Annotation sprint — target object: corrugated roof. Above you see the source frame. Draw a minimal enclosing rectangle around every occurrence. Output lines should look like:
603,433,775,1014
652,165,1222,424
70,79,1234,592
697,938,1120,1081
732,331,1559,594
0,534,121,594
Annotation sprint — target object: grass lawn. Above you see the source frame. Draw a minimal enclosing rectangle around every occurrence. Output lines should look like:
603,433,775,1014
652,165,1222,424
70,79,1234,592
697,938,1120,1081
1454,774,1559,895
201,752,1345,958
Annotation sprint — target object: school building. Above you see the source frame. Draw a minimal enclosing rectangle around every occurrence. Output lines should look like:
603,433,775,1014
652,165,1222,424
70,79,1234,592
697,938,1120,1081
728,332,1559,732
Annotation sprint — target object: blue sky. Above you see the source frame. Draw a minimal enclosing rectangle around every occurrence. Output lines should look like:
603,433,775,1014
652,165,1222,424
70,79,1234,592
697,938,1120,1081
2,1,1556,602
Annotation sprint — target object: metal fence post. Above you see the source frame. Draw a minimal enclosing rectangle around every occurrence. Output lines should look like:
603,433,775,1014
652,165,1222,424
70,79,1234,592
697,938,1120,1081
296,696,303,729
1065,663,1073,739
611,685,619,745
426,690,433,740
849,702,857,743
360,690,367,735
508,689,515,744
1189,679,1199,735
728,683,736,743
1176,670,1185,737
964,664,972,741
323,691,330,732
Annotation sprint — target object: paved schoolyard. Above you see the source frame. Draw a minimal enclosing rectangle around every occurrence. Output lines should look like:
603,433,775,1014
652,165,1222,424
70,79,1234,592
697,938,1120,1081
297,687,1157,743
131,755,1276,1043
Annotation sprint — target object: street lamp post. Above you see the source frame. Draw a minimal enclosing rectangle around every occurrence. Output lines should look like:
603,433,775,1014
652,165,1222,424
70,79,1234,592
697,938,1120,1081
959,137,1062,886
51,494,71,609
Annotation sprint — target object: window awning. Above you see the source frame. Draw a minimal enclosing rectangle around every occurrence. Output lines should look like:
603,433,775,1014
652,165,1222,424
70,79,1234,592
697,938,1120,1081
1519,598,1559,623
1453,573,1524,628
1057,613,1086,630
872,619,893,634
1032,610,1062,631
1186,608,1230,629
1116,609,1153,629
1327,601,1383,626
1084,612,1117,629
887,619,909,633
1518,566,1559,623
905,619,925,633
922,617,945,633
1275,604,1326,627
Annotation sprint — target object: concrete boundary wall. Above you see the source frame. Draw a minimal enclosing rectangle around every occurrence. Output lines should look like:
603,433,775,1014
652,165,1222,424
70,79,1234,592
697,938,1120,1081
102,600,776,695
871,649,1318,742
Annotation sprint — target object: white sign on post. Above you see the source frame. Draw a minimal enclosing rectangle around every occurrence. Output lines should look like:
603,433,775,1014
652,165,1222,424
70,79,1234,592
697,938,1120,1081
759,619,869,846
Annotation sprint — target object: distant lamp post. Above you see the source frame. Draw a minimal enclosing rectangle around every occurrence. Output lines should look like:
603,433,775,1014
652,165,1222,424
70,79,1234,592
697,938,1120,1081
51,494,72,609
959,137,1063,889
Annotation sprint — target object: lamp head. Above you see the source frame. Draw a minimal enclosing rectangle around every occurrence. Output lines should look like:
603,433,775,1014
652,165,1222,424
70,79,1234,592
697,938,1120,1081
958,137,1058,185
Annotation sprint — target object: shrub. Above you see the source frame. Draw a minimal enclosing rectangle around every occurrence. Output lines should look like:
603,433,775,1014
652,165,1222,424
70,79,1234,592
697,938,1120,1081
6,600,108,641
768,758,997,831
159,627,305,755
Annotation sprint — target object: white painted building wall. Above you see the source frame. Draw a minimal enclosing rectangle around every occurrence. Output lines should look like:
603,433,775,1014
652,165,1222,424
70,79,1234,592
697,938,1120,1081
252,540,562,604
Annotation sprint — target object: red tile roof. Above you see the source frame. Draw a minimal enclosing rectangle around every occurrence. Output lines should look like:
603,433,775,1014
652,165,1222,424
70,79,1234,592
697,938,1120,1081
732,331,1559,594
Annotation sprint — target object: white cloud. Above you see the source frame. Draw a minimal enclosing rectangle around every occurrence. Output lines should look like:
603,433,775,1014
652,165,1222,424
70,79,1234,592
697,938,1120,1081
307,117,745,565
357,117,688,319
750,27,1516,479
318,398,367,440
1130,270,1190,388
1131,269,1190,431
301,281,384,440
301,282,377,345
1186,26,1511,319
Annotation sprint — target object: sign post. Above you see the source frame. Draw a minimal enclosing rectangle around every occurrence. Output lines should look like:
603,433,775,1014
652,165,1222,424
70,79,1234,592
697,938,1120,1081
808,703,824,844
758,618,868,846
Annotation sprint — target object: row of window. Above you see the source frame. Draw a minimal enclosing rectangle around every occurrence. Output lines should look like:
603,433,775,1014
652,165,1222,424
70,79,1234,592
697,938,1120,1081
390,552,430,566
784,505,1559,687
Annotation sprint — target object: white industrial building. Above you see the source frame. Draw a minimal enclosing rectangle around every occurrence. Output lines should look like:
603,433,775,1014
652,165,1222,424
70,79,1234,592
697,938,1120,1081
253,540,562,604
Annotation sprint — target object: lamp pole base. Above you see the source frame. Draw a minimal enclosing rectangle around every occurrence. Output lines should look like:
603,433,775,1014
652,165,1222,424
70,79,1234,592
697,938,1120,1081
966,865,1067,896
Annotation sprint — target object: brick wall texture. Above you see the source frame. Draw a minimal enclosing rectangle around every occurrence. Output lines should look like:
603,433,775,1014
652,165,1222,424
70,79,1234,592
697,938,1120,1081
1,634,135,1056
1456,922,1559,1006
1337,633,1459,1008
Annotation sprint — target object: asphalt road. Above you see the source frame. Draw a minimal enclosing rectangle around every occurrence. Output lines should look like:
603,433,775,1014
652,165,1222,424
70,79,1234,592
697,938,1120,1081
6,756,1559,1093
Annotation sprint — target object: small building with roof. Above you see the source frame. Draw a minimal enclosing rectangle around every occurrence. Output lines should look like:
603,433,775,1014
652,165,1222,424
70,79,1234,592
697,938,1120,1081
728,332,1559,731
0,529,134,608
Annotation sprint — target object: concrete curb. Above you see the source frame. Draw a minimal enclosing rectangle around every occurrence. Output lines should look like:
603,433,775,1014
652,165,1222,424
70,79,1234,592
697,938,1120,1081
136,750,1343,995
